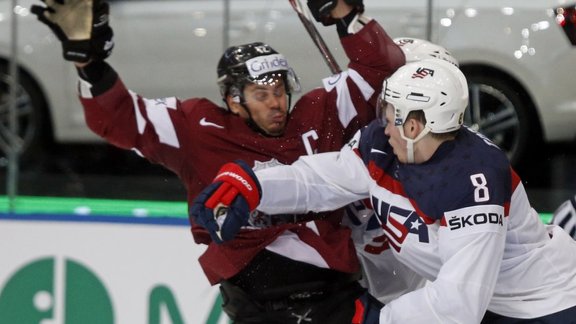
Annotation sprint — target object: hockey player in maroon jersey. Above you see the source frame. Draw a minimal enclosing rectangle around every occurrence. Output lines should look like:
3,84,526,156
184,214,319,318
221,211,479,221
31,0,406,322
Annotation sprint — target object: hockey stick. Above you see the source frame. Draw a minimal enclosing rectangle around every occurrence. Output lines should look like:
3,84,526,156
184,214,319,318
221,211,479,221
288,0,342,74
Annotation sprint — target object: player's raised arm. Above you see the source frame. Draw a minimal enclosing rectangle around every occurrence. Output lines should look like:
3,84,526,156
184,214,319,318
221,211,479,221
30,0,189,169
31,0,119,101
31,0,114,66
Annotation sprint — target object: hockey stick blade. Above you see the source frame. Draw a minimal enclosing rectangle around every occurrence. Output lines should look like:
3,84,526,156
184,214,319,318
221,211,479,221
289,0,342,74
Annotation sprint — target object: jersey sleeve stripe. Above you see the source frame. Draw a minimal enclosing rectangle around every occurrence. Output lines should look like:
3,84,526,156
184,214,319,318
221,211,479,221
348,68,375,101
129,90,147,135
78,79,93,99
143,97,180,148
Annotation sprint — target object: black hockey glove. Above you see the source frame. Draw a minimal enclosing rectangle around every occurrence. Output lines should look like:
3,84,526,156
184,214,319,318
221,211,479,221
190,160,261,244
345,0,364,12
31,0,114,63
307,0,364,26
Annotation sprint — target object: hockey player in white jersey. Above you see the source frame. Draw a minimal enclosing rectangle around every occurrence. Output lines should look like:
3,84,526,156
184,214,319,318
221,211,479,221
340,37,461,304
192,59,576,323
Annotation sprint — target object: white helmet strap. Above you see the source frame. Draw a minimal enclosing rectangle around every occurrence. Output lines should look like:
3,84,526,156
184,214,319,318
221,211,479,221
398,125,431,163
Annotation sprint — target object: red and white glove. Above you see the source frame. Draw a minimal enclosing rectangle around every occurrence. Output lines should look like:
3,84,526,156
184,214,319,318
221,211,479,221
190,160,261,244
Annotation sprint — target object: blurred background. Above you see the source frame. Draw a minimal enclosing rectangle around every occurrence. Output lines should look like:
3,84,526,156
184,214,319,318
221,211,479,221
2,0,576,213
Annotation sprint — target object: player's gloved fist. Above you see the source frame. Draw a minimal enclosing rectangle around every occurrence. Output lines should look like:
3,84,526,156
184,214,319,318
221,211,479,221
31,0,114,63
307,0,364,26
351,293,383,324
190,160,261,244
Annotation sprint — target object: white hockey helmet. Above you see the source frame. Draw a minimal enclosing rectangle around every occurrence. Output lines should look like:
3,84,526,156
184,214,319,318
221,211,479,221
381,58,468,134
394,37,459,67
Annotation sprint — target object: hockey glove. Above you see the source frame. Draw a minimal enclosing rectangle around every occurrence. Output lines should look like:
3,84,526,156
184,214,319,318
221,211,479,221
190,160,261,244
550,194,576,239
351,293,383,324
31,0,114,63
307,0,364,26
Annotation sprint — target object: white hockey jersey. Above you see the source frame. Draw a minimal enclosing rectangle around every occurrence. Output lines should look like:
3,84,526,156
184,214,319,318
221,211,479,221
341,200,427,304
256,122,576,323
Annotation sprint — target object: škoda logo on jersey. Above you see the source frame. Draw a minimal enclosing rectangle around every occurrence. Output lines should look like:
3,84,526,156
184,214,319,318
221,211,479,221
447,212,504,231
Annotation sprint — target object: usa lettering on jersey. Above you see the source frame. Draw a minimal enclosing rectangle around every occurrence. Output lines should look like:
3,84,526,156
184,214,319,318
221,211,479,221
372,196,430,252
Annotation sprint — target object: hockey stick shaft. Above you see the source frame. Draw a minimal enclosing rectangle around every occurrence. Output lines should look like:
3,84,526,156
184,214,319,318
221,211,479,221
289,0,342,74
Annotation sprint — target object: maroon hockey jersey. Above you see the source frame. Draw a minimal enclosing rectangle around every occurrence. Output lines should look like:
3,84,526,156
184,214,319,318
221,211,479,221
79,20,405,284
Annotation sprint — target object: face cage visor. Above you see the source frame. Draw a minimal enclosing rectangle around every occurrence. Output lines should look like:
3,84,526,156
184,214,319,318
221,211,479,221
376,79,402,128
247,71,300,96
375,91,389,128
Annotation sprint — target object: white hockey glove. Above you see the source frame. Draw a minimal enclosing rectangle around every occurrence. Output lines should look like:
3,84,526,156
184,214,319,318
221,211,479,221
31,0,114,63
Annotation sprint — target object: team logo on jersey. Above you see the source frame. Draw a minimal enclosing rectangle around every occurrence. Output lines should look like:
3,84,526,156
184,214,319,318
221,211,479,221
370,148,388,155
199,117,224,129
372,197,430,252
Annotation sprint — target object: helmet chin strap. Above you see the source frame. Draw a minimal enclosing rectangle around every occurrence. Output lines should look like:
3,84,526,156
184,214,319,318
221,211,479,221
398,125,430,163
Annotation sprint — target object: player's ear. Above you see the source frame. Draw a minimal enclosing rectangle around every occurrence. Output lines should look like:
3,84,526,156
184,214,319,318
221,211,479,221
405,118,423,139
226,95,247,117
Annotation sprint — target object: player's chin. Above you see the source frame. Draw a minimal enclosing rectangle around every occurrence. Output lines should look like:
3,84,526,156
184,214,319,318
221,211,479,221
265,122,287,136
391,146,405,162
